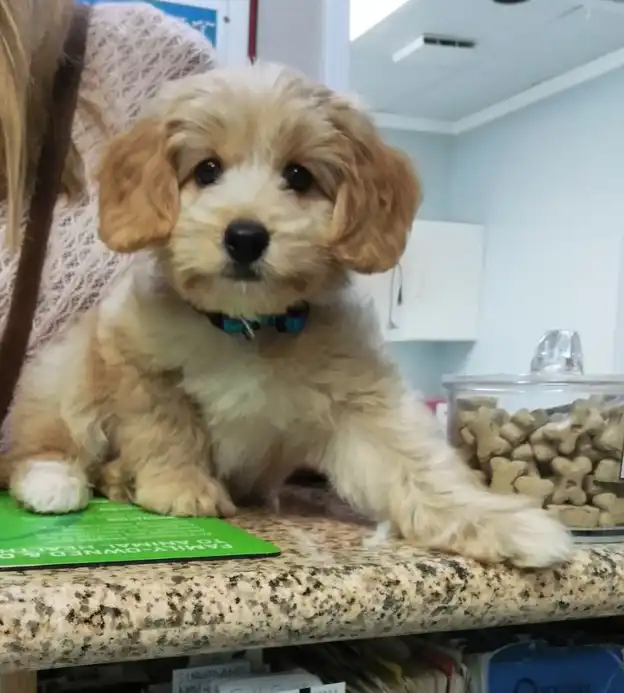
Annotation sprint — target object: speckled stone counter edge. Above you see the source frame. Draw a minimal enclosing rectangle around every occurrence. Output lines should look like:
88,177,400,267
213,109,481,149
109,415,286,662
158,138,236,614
0,506,622,674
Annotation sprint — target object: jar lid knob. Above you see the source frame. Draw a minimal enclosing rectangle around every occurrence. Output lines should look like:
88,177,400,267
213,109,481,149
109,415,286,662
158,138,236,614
530,329,584,375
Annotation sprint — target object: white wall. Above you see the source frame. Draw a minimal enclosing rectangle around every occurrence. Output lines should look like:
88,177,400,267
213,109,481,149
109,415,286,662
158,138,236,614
256,0,350,91
380,130,473,396
257,0,324,78
382,129,454,221
382,68,624,386
451,68,624,375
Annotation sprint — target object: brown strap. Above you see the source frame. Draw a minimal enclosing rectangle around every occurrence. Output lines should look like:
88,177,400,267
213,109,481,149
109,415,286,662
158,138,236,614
0,4,91,426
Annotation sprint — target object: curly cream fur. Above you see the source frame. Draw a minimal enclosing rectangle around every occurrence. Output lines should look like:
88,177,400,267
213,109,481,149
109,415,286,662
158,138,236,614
3,64,573,567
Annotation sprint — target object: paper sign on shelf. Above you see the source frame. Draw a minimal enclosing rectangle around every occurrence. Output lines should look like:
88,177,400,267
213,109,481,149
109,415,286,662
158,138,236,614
281,686,346,693
215,670,322,693
172,660,252,693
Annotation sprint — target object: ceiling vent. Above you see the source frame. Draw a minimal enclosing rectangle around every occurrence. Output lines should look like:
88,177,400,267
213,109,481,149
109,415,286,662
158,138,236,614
392,34,477,64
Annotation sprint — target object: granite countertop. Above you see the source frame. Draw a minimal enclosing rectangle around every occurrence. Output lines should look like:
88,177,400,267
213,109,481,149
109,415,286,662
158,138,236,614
1,487,624,673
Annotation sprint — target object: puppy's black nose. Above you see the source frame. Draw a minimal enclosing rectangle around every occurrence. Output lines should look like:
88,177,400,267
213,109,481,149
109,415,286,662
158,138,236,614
224,220,269,265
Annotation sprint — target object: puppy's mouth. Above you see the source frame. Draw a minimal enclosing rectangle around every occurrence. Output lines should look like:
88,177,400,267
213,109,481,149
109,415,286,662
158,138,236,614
222,263,263,282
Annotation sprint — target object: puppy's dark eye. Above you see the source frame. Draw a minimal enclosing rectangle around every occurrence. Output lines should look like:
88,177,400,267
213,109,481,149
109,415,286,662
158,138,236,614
194,158,223,187
282,163,314,194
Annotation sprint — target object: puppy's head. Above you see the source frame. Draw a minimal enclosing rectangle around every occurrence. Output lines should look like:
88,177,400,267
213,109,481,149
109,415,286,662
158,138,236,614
98,63,421,314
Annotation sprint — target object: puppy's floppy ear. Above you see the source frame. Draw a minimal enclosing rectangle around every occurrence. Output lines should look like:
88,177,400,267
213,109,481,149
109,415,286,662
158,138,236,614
330,103,422,274
98,118,179,253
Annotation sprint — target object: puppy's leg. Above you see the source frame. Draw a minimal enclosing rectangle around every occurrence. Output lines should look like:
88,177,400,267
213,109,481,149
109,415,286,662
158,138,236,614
134,462,236,518
6,408,94,514
10,454,90,514
4,317,104,514
96,457,134,503
112,380,235,517
322,393,572,568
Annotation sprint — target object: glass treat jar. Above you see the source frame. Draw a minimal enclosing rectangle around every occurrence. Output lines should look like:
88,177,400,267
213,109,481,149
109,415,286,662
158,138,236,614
443,331,624,541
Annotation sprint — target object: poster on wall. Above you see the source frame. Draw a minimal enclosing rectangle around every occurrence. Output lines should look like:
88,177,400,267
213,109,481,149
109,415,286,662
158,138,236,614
79,0,251,66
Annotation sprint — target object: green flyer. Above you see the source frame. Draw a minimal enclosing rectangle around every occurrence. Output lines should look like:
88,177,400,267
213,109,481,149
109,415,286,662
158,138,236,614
0,493,279,570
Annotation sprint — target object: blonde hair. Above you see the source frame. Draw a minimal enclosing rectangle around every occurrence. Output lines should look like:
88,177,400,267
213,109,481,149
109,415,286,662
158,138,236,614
0,0,84,250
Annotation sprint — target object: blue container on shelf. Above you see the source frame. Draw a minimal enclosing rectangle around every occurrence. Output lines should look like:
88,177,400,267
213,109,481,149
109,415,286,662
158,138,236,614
466,642,624,693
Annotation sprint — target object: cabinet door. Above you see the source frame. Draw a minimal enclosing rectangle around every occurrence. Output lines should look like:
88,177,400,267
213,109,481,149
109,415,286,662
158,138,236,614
390,221,484,342
352,270,394,338
353,221,484,342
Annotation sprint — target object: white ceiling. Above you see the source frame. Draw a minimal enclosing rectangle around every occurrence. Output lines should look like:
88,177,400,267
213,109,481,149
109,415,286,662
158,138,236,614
350,0,624,127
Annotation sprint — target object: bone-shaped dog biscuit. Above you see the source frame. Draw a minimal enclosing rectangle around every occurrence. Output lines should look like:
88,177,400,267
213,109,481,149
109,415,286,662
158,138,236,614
458,411,476,427
577,435,601,462
514,476,554,506
595,409,624,456
468,407,512,463
583,474,602,498
460,427,475,447
511,443,533,461
592,492,616,511
594,458,621,483
591,492,618,528
532,442,557,463
542,405,605,456
490,457,527,495
547,503,599,529
499,421,527,446
510,408,538,431
551,456,592,506
499,408,538,446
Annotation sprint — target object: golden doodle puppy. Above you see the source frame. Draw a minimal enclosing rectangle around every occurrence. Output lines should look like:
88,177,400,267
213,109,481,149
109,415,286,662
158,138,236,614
4,64,572,567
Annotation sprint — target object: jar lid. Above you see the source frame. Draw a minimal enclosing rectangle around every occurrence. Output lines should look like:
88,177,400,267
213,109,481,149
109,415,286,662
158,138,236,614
442,373,624,387
530,329,584,374
444,329,624,388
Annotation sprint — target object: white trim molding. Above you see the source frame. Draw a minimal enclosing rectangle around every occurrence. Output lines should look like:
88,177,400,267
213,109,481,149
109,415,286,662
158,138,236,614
454,45,624,133
373,45,624,135
373,112,455,134
321,0,350,92
613,232,624,374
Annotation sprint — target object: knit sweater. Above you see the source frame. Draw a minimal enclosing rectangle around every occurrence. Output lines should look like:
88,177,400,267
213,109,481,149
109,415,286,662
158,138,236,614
0,2,216,355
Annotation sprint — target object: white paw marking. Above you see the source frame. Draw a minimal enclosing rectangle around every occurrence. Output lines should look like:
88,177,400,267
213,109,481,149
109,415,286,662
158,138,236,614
14,459,90,514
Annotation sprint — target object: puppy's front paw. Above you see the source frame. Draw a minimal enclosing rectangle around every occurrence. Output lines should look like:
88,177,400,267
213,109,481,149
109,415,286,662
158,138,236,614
495,505,574,568
395,493,573,567
12,458,90,514
135,472,236,517
430,505,573,568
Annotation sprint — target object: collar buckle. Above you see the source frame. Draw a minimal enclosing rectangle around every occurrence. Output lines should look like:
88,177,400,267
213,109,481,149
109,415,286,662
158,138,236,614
240,319,256,341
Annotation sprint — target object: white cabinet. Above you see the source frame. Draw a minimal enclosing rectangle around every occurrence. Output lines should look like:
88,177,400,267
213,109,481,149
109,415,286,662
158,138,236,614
354,220,484,342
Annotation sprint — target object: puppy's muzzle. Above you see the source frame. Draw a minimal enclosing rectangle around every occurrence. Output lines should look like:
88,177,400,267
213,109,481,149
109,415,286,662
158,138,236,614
224,219,269,265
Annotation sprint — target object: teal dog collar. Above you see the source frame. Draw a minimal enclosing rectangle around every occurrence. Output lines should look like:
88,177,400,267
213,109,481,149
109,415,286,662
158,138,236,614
206,303,310,341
